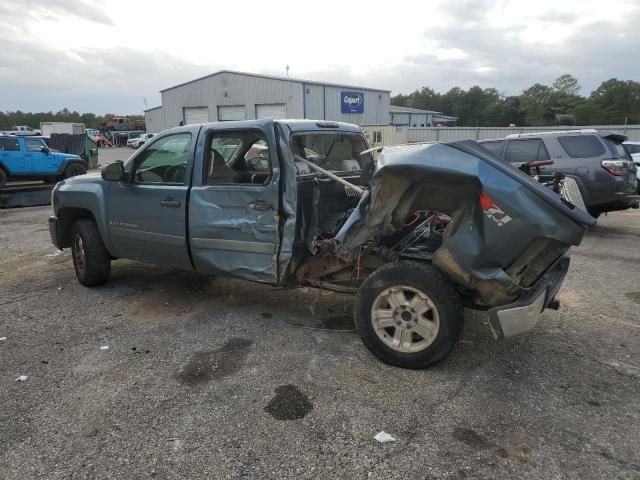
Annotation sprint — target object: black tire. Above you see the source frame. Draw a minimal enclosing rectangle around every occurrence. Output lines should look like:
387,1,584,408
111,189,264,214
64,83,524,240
0,167,7,189
71,219,111,286
354,261,463,369
587,209,601,219
64,162,87,179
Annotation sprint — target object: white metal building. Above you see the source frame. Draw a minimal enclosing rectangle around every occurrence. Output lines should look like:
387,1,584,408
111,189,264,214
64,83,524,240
146,70,391,131
143,106,164,133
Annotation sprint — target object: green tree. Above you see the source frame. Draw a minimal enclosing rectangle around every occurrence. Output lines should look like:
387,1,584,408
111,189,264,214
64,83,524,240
519,84,556,125
553,74,580,96
586,78,640,124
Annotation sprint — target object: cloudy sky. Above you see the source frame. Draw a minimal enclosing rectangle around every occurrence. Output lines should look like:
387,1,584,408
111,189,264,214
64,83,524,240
1,0,638,114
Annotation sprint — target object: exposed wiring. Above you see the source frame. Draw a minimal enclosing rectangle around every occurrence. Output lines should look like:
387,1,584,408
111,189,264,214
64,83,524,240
403,211,422,227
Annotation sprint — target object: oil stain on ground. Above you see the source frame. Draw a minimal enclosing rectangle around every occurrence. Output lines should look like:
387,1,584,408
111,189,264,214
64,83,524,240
625,292,640,304
317,315,354,330
264,385,313,420
452,427,531,463
452,427,493,449
177,338,253,385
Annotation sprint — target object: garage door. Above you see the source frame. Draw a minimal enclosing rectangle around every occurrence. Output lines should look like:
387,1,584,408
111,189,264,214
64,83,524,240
183,107,209,125
256,103,287,119
218,105,246,121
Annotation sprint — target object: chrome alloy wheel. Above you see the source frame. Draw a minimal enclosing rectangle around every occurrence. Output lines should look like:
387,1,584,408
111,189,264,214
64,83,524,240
370,285,440,353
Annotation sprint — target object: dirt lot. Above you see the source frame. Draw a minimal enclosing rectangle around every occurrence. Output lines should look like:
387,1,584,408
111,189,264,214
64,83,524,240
1,205,639,479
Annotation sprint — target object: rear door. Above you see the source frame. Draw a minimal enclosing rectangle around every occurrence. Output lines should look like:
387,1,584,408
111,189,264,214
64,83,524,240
188,119,281,283
504,138,550,170
256,104,287,119
184,107,209,125
0,137,24,173
105,130,197,269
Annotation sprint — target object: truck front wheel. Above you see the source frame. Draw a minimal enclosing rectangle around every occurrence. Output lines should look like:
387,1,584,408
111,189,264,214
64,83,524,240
354,261,463,369
0,167,7,188
71,219,111,286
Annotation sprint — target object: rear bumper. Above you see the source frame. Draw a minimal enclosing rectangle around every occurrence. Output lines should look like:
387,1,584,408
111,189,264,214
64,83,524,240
488,254,570,339
603,192,640,211
49,215,61,249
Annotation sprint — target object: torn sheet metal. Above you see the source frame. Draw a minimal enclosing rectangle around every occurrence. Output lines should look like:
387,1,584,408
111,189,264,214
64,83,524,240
334,140,595,307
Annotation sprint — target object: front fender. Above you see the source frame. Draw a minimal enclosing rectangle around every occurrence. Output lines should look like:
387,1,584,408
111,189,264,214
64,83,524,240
56,156,87,172
54,179,112,252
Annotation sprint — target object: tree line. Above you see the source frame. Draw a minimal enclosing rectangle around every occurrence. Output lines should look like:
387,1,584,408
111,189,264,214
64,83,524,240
0,108,144,131
391,75,640,127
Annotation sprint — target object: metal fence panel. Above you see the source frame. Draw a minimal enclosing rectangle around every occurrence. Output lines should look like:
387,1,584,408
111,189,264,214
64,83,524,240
407,125,640,143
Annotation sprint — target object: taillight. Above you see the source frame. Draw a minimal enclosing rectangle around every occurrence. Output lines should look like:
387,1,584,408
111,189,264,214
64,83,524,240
602,160,625,176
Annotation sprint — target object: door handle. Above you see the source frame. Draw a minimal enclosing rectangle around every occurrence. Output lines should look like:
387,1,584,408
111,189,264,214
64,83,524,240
248,200,273,211
160,198,181,207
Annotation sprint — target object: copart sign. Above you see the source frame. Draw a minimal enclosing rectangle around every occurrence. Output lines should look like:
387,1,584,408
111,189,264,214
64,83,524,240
341,91,364,114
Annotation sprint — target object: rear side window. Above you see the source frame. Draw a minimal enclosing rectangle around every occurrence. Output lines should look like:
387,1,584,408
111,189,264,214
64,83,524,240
604,139,630,160
558,135,605,158
0,138,19,151
505,139,549,163
482,140,504,158
625,144,640,154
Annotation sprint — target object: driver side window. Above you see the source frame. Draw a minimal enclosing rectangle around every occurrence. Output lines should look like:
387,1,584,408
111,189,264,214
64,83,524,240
206,130,272,185
134,133,191,184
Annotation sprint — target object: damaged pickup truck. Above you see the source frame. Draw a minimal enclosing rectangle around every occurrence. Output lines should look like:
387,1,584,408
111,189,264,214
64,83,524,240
49,119,595,368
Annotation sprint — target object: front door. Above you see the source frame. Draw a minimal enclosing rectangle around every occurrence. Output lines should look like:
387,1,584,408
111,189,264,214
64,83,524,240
24,137,56,173
105,131,196,270
188,121,281,283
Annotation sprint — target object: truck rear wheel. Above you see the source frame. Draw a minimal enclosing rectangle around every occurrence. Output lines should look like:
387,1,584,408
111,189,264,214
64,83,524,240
71,219,111,286
64,163,87,179
354,261,463,369
0,167,7,189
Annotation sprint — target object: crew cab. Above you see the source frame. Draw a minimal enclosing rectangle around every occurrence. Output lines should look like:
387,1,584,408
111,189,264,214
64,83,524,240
0,135,87,188
49,119,594,368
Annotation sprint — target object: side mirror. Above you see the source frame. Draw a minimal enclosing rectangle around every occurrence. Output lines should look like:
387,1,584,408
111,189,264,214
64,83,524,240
41,146,49,154
101,161,126,181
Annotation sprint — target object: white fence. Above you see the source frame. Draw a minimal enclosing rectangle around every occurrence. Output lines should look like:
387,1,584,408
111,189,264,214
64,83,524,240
407,125,640,143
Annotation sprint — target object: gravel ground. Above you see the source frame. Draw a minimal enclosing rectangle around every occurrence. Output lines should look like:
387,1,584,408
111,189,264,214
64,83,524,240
0,206,639,479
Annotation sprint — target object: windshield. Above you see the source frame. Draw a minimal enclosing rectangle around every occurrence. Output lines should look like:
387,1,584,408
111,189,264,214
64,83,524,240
291,132,370,172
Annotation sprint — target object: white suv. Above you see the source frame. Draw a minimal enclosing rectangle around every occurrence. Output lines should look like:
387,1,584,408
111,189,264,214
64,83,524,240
127,133,155,149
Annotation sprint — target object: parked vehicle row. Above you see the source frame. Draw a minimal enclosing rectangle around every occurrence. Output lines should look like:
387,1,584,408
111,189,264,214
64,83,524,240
480,129,639,218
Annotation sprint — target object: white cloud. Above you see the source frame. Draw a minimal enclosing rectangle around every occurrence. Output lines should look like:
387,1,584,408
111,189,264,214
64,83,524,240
0,0,637,113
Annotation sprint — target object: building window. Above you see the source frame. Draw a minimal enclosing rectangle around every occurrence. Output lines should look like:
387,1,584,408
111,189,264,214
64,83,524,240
373,131,383,143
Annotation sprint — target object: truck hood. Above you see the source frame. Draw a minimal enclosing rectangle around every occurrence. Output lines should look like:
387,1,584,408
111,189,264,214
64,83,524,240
334,140,595,307
58,172,101,185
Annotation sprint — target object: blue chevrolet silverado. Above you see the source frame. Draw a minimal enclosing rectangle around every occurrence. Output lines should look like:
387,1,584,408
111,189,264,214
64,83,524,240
48,119,594,368
0,135,86,187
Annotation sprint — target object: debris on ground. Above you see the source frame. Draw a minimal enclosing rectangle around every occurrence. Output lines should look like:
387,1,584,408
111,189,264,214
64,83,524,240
0,337,7,341
100,345,109,351
374,431,396,443
15,375,28,382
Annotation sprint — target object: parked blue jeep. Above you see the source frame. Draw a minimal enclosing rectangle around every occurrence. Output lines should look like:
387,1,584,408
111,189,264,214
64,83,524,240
0,135,87,188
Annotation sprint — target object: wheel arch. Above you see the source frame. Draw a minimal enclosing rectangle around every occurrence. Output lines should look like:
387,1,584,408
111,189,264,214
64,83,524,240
56,207,98,248
0,160,11,175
